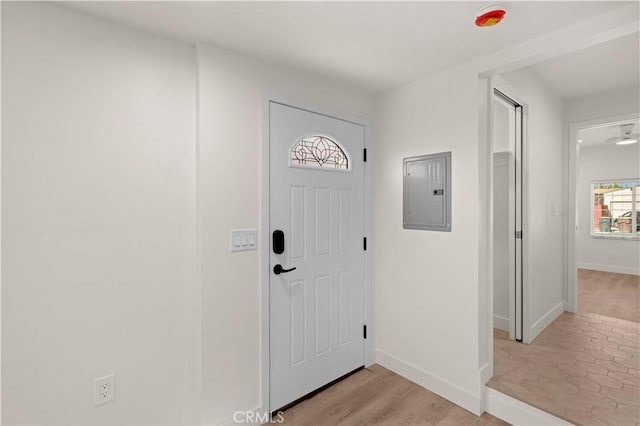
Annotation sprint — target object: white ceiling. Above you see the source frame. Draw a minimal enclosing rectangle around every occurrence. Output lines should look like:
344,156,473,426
579,120,639,147
527,33,640,100
62,1,633,93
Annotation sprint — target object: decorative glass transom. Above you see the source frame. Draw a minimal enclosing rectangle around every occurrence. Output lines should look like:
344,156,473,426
290,136,349,170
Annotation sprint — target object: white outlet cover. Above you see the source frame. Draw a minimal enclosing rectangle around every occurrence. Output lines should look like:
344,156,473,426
94,374,115,406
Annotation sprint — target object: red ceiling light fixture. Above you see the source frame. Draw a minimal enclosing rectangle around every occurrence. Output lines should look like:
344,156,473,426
475,5,507,28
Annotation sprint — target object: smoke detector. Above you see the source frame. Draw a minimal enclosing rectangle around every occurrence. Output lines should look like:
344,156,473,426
475,5,507,27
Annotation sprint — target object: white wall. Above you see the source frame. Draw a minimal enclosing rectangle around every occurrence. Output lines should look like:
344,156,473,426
372,65,485,412
371,6,636,409
492,100,513,331
493,100,513,153
372,61,569,398
565,85,640,124
500,68,566,342
577,144,640,274
2,3,199,424
493,153,510,331
196,43,373,424
1,4,375,424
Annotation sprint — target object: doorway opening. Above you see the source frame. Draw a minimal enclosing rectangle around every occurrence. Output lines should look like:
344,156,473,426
569,117,639,322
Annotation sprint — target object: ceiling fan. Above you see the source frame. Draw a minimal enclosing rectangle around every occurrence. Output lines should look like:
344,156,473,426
606,123,638,145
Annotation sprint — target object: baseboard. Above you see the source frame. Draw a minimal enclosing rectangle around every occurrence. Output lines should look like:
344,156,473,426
493,315,509,331
485,387,573,425
578,263,640,276
479,361,492,385
528,301,564,343
374,349,482,415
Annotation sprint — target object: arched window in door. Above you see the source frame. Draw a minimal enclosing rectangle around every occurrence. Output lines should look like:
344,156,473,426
290,135,349,170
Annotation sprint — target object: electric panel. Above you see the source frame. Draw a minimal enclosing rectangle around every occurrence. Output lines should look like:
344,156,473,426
403,152,452,231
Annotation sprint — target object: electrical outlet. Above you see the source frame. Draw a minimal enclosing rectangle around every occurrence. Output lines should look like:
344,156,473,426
94,374,115,406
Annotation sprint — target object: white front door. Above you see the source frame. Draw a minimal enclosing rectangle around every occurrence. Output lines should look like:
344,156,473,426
269,101,366,411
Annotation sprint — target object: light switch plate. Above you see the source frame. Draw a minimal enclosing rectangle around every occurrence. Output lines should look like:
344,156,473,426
231,229,258,252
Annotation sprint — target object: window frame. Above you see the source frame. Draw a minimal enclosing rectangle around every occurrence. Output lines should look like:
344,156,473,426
590,178,639,240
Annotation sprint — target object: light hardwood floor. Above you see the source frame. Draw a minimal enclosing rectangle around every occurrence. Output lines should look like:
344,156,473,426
489,313,640,426
280,364,509,425
487,269,640,425
578,269,639,322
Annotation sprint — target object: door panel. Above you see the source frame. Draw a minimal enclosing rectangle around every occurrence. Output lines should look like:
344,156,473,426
339,190,352,252
339,272,351,345
315,188,331,255
290,187,306,259
291,280,306,365
269,102,365,411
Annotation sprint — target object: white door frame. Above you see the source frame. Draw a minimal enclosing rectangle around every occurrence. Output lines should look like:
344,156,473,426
566,112,640,313
259,94,371,414
489,77,531,343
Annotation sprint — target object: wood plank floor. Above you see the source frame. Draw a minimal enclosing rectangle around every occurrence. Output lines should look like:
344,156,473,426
578,269,639,322
280,364,509,425
489,313,640,426
488,270,640,425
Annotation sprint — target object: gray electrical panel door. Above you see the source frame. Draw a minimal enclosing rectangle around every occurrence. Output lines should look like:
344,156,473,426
403,152,451,231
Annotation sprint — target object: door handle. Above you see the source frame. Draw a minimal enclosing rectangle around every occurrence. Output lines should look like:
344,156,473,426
273,264,296,275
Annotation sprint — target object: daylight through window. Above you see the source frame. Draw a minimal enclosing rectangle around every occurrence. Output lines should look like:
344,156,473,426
592,180,639,238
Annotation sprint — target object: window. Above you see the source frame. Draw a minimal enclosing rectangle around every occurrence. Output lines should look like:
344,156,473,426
591,180,639,238
290,135,349,170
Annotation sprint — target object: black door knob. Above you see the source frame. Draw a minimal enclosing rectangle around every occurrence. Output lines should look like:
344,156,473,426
273,264,296,275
